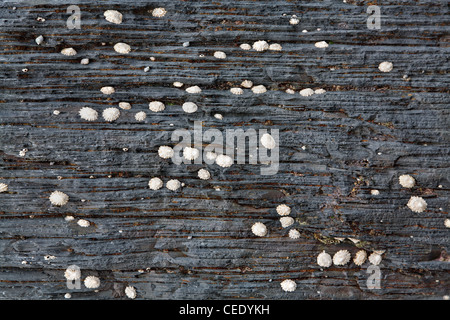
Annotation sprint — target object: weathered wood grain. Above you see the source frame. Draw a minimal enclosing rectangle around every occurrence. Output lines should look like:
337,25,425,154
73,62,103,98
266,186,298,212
0,0,448,299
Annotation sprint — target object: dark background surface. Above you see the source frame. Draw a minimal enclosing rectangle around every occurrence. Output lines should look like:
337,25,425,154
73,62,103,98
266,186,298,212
0,0,448,299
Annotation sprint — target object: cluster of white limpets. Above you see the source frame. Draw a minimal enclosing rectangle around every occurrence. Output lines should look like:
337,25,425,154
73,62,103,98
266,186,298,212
251,204,300,240
398,174,428,213
316,249,384,268
239,40,282,52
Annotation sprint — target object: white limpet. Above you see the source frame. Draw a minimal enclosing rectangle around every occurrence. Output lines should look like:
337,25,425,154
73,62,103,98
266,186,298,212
158,146,174,159
49,191,69,206
61,48,77,56
186,86,202,94
260,133,276,149
280,279,296,292
214,51,226,59
183,147,200,160
378,61,393,73
299,88,314,97
215,154,233,168
332,250,351,266
276,204,291,216
269,43,282,51
214,113,223,120
251,222,267,237
317,251,332,268
64,266,81,280
280,217,294,228
314,88,326,94
64,293,71,299
166,179,181,191
80,58,89,65
198,169,211,180
206,151,217,161
444,219,450,228
102,107,120,122
84,276,100,289
288,229,300,239
182,102,198,113
114,42,131,54
230,87,243,95
152,8,167,17
289,18,300,25
252,40,269,52
64,215,74,222
368,252,383,266
100,86,115,95
119,102,132,110
353,250,367,266
77,219,90,227
407,196,427,213
0,183,8,193
399,174,415,188
314,41,329,48
104,10,123,24
173,81,184,87
251,85,267,94
135,111,146,122
79,107,98,121
53,110,60,115
148,177,163,190
125,286,137,299
371,189,380,196
240,43,251,50
241,80,253,88
149,101,165,112
285,89,295,94
35,35,44,45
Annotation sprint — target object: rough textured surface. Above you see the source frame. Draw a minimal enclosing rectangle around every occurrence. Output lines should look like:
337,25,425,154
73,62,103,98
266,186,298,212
0,0,448,300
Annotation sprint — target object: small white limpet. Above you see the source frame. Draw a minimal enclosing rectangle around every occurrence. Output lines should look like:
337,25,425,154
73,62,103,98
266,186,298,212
289,18,300,25
215,154,233,168
314,41,328,48
260,133,276,149
353,250,367,266
269,43,282,51
49,191,69,206
378,61,393,73
280,279,296,292
64,293,71,299
158,146,174,159
285,89,295,94
135,111,146,122
152,7,167,17
35,35,44,45
317,251,332,268
299,88,314,97
230,87,243,95
407,196,427,213
214,113,223,120
252,40,269,52
251,222,267,237
183,147,200,161
102,107,120,122
80,58,89,65
79,107,98,121
173,81,184,87
241,80,253,88
64,215,74,222
114,42,131,54
77,219,90,227
84,276,100,289
288,229,300,239
149,101,165,112
368,252,383,266
444,218,450,228
206,151,217,161
399,174,415,188
186,86,202,94
100,86,115,95
125,286,137,299
182,102,198,113
119,102,132,110
333,250,351,266
0,183,8,193
61,48,77,56
64,266,81,280
166,179,181,191
104,10,123,24
251,85,267,94
148,177,163,190
198,169,211,180
280,217,294,228
314,88,326,94
240,43,251,50
371,189,380,196
214,51,226,59
276,204,291,216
